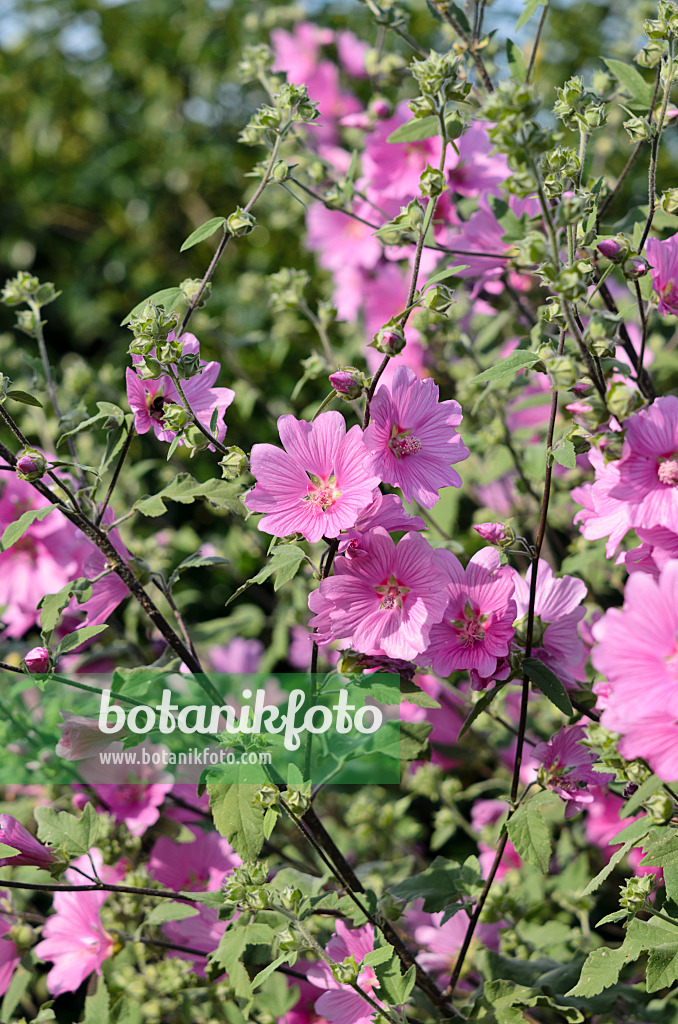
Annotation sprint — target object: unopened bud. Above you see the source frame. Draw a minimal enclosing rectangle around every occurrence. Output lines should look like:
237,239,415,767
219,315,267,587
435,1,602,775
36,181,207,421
596,238,625,261
226,208,256,237
419,164,447,197
23,646,51,674
329,367,365,400
219,447,249,480
16,448,47,482
622,256,648,280
473,522,512,545
371,326,406,356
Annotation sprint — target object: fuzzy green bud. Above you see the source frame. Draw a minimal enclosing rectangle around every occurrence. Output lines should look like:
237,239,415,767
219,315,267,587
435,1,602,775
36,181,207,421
175,353,202,379
546,355,578,390
419,164,447,197
606,383,642,420
227,208,256,237
219,446,249,480
644,791,675,825
421,284,454,314
371,325,406,356
619,873,655,911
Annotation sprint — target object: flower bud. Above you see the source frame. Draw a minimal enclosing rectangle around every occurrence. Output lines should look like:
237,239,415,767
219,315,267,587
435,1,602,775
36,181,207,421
419,164,447,197
619,873,655,911
253,784,279,809
404,199,425,232
15,308,41,336
332,956,359,985
0,375,11,402
271,160,290,183
661,188,678,214
622,255,648,280
473,522,512,545
183,425,211,453
421,284,454,314
23,646,51,674
370,97,391,118
607,382,642,421
644,791,675,825
180,278,211,308
329,367,365,401
56,712,121,761
226,208,256,237
161,403,190,433
377,894,406,922
371,325,406,356
286,788,311,814
596,238,626,261
136,357,164,380
16,448,47,482
219,446,249,480
546,355,578,389
175,353,202,379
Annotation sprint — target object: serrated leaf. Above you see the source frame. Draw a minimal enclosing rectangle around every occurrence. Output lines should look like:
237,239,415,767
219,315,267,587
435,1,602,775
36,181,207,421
516,0,547,31
390,855,482,912
506,792,553,873
54,623,109,658
84,978,110,1024
252,951,297,990
458,681,506,739
552,439,577,470
647,941,678,992
57,402,125,447
208,782,266,860
374,953,416,1006
639,828,678,870
169,553,229,588
622,773,663,816
121,287,184,327
39,577,92,639
134,474,246,517
603,58,653,108
579,827,649,898
35,802,105,857
387,115,442,144
567,922,647,998
506,39,527,83
180,216,225,252
595,909,629,927
0,505,55,552
224,544,306,608
6,389,43,407
522,657,573,715
470,350,542,384
145,902,199,927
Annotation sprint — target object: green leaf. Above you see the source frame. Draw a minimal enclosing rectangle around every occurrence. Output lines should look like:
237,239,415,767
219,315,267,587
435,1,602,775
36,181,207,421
363,944,395,968
57,402,125,447
552,439,577,470
0,964,31,1020
54,623,109,658
145,902,199,927
390,855,482,912
639,826,678,870
168,553,229,588
647,940,678,992
39,577,92,640
121,287,185,327
211,921,276,1006
180,216,225,252
35,802,105,857
208,782,266,860
516,0,547,31
506,791,556,873
469,350,543,384
84,978,110,1024
6,389,43,407
0,505,55,552
252,951,297,990
458,681,506,739
579,823,649,898
603,58,653,109
399,719,432,761
506,39,527,83
522,657,573,716
425,264,470,287
387,115,441,143
566,922,647,998
225,544,306,607
134,474,246,517
374,953,416,1006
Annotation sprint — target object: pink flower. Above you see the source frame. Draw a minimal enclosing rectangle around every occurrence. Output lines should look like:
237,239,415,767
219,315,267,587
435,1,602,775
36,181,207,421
471,800,521,880
363,366,469,509
647,234,678,315
362,101,442,206
0,473,92,637
337,490,426,558
510,559,587,688
571,449,633,557
245,412,380,543
473,522,510,544
149,825,240,891
307,921,383,1024
609,396,678,532
0,815,54,869
306,201,382,273
419,548,516,678
309,528,448,660
532,725,615,818
75,741,172,836
56,712,119,761
592,559,678,780
0,894,21,996
209,636,264,674
24,645,50,673
34,850,125,996
126,333,235,446
337,31,369,77
445,122,508,198
405,900,499,980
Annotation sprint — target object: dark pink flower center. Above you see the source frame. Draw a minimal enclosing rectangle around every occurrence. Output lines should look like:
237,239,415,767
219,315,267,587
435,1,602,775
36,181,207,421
658,457,678,486
388,425,423,459
452,604,487,646
305,475,342,512
375,574,410,610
